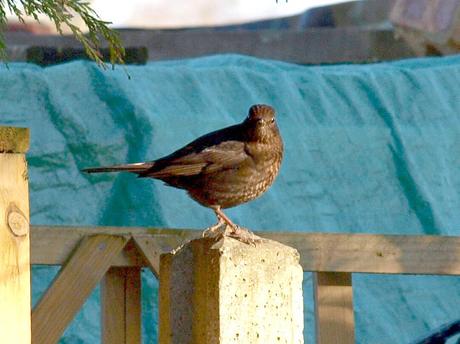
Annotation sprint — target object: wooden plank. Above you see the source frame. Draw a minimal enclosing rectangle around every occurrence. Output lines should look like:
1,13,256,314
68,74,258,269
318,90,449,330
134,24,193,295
32,235,128,344
0,127,29,153
102,268,126,344
31,225,198,266
0,153,31,343
284,232,460,275
314,272,355,344
125,268,142,343
102,267,141,344
158,254,172,344
132,235,162,278
31,226,460,275
30,228,135,267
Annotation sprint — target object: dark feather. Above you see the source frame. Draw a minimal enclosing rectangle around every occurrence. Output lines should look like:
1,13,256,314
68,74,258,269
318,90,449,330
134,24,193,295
138,124,247,178
82,162,153,174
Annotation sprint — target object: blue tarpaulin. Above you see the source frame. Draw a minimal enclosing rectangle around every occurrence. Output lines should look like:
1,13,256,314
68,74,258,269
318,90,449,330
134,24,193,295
1,54,460,343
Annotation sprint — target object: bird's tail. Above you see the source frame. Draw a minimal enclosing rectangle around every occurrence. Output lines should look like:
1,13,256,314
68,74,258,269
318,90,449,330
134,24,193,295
82,162,153,174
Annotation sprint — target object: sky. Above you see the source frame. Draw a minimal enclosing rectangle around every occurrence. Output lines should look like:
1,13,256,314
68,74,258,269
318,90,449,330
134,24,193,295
89,0,353,28
6,0,354,31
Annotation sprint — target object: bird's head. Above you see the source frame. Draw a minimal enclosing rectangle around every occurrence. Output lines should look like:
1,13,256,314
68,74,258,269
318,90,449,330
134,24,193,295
244,104,280,143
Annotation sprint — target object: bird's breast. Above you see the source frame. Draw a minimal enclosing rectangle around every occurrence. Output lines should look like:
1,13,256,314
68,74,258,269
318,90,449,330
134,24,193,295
188,141,283,209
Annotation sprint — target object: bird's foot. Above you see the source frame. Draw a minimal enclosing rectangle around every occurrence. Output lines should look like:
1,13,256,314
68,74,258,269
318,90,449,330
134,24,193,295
202,223,261,246
226,225,261,246
202,221,226,238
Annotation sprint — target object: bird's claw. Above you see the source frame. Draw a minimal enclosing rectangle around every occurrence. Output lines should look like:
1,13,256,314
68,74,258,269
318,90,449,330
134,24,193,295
202,222,226,238
226,226,260,246
202,223,260,246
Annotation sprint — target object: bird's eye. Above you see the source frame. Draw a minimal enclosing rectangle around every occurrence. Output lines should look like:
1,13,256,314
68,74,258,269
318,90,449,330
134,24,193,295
269,118,275,124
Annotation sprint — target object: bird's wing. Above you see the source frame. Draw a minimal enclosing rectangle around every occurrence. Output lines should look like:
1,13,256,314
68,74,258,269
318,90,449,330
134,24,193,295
141,140,249,178
200,141,250,174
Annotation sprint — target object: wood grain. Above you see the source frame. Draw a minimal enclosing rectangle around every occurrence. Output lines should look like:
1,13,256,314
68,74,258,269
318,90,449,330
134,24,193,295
314,272,354,344
31,226,460,275
32,235,128,344
0,153,31,343
31,226,196,267
102,267,141,344
133,235,163,277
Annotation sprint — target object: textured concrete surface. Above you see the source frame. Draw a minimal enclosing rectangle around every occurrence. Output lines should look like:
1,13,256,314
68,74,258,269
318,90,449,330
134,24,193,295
159,236,303,344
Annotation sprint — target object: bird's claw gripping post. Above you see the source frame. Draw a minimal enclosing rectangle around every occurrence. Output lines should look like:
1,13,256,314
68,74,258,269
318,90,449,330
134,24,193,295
201,218,225,238
201,207,260,246
227,225,259,246
202,224,259,246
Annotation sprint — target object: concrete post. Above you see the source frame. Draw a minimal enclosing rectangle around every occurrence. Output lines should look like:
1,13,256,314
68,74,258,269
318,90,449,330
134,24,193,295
159,235,304,344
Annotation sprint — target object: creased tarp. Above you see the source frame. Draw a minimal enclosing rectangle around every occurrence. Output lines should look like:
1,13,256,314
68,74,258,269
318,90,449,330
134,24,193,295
1,54,460,343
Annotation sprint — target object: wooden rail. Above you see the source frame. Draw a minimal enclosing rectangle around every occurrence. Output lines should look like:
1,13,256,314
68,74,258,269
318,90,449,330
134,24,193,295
31,225,460,274
29,225,460,344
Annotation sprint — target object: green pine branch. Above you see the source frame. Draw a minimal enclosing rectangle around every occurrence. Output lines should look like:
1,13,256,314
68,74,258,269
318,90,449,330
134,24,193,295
0,0,125,67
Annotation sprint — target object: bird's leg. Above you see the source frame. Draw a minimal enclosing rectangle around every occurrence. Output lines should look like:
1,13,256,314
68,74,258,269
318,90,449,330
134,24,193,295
202,217,225,237
202,206,261,245
213,206,239,234
214,207,260,246
202,206,238,239
202,207,227,238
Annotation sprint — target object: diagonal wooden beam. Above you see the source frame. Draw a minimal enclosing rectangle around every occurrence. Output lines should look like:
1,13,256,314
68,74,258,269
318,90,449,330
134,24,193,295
32,234,128,344
132,235,163,278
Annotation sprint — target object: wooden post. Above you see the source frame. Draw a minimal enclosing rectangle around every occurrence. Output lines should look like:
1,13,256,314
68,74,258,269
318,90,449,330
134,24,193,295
0,127,31,343
101,267,142,344
313,272,355,344
159,236,304,344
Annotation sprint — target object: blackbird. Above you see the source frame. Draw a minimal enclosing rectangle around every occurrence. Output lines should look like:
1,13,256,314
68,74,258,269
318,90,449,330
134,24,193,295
83,104,283,242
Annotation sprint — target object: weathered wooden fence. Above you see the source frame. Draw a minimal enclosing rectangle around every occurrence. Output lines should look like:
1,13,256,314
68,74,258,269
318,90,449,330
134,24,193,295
29,225,460,344
3,126,460,344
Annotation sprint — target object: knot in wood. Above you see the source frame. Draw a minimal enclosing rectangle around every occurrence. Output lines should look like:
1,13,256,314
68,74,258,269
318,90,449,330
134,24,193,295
7,208,29,237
